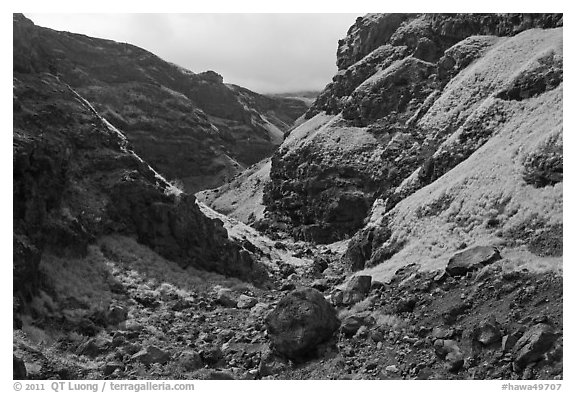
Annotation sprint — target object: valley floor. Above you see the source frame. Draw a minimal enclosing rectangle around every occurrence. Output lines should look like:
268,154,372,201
13,206,562,380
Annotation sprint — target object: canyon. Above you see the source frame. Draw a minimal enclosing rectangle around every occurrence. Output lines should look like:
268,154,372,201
13,13,562,381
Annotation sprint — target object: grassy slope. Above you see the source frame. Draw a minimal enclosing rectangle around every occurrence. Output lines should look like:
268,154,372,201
353,28,562,283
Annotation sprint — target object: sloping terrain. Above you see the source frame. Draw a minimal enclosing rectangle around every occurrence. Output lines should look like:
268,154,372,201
13,14,309,193
262,13,562,244
14,13,563,381
197,158,272,225
344,27,562,277
13,33,274,369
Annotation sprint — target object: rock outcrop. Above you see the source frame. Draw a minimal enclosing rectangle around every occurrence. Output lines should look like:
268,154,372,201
13,33,269,308
13,14,309,193
261,13,562,245
265,288,340,360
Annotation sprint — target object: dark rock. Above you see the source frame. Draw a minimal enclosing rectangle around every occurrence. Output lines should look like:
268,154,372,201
200,346,224,367
241,239,257,253
445,351,465,373
341,315,365,336
446,246,502,276
329,290,344,306
13,355,27,379
434,339,464,373
342,291,367,306
279,282,296,291
311,257,329,274
179,350,203,372
443,301,471,324
342,275,373,304
106,305,128,326
171,297,195,312
432,326,455,339
311,279,330,292
133,292,161,309
502,335,519,353
347,275,372,294
513,324,557,370
190,369,236,380
131,345,171,365
475,316,502,346
395,297,417,313
14,15,308,195
279,263,296,279
76,336,113,358
259,347,289,377
265,288,340,360
102,362,123,376
274,241,287,250
237,295,258,309
371,280,385,291
216,288,237,307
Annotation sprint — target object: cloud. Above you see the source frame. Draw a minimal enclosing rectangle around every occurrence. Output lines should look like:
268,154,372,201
26,13,360,93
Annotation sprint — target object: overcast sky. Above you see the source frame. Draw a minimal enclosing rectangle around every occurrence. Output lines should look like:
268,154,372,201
25,13,361,94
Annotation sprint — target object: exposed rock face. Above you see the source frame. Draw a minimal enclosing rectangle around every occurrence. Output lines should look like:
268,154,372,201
13,36,268,306
13,355,27,379
262,13,562,245
445,246,502,276
513,324,557,371
265,288,340,360
196,158,272,225
13,14,309,193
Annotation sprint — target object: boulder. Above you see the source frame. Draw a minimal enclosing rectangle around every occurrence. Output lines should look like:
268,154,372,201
259,346,289,377
237,295,257,309
434,339,465,373
341,315,365,336
342,275,372,305
190,369,235,380
200,346,224,367
347,275,373,294
446,246,501,276
513,323,557,371
106,304,128,326
76,336,113,358
131,345,171,365
265,288,340,360
102,362,123,376
475,316,502,346
395,297,417,313
431,326,455,339
311,279,330,292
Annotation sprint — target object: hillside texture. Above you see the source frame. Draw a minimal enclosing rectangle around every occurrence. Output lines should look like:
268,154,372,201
261,13,562,244
13,14,309,193
13,13,563,381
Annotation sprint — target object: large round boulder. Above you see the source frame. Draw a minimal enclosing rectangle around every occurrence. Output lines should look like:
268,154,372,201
265,288,340,360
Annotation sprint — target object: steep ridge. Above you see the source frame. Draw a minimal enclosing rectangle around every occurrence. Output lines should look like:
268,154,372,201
13,38,272,318
344,27,563,275
13,14,309,193
13,13,563,381
262,13,562,244
197,158,272,225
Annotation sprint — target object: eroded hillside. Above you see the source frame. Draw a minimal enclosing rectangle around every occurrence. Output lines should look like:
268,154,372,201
13,14,309,193
13,13,563,382
260,13,562,245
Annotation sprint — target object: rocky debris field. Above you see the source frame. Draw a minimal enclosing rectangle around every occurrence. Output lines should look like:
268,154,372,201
13,12,563,382
13,236,562,380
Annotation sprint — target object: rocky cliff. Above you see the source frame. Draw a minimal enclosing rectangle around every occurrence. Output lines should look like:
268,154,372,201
13,20,272,313
261,13,562,247
13,14,309,193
